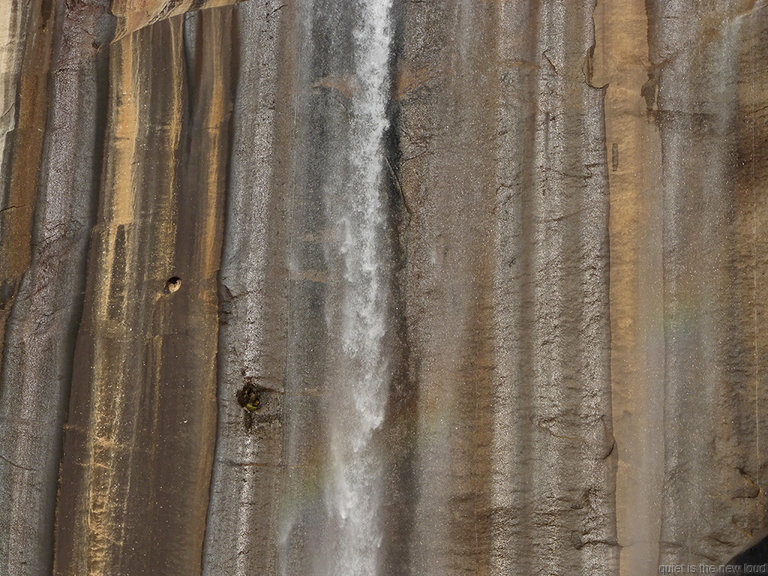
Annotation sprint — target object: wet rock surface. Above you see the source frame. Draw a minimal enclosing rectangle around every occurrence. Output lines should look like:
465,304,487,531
0,1,767,575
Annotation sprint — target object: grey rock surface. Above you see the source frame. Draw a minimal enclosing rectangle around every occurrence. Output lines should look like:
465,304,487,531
0,1,766,575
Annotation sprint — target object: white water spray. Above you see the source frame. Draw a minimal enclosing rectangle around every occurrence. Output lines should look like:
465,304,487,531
323,1,394,574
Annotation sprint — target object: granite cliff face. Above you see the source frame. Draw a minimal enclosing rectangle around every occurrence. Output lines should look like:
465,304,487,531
0,1,767,575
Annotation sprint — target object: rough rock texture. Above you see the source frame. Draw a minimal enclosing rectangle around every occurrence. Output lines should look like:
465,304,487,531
0,1,112,573
201,2,287,574
0,1,766,575
53,9,236,575
595,0,768,571
652,1,768,567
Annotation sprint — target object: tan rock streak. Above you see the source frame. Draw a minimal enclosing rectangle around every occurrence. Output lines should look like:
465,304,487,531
0,0,53,354
0,0,28,203
592,1,665,574
54,10,235,575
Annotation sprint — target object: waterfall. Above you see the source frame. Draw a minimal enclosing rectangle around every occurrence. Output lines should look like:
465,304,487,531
320,0,394,574
325,1,393,574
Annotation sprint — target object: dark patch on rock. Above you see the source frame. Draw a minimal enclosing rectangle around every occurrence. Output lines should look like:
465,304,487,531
236,376,282,432
728,532,768,569
236,378,262,414
0,279,16,310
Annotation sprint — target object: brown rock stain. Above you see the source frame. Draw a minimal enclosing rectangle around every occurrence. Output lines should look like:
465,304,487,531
194,17,230,283
593,0,665,573
399,1,499,573
394,64,439,100
312,73,359,100
55,9,232,574
0,0,54,347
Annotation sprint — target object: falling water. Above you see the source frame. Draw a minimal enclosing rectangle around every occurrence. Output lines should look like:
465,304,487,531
321,0,394,574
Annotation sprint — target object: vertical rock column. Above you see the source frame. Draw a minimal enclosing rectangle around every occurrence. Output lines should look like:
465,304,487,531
592,1,665,574
492,1,617,574
0,1,28,210
54,10,235,576
275,2,345,572
0,0,51,345
396,0,617,574
649,0,768,566
0,1,112,574
202,2,290,575
395,1,498,573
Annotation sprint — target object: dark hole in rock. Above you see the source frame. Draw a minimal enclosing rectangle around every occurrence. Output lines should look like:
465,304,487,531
236,373,282,432
165,277,181,294
237,379,262,413
237,378,263,433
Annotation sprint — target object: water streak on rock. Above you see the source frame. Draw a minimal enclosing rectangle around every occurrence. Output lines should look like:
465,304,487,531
323,1,393,573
